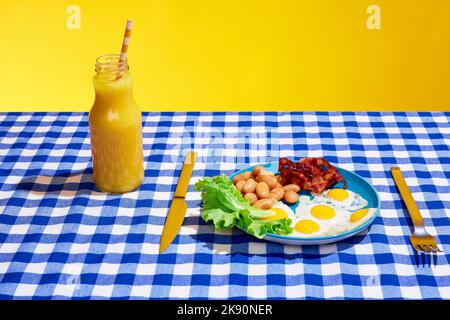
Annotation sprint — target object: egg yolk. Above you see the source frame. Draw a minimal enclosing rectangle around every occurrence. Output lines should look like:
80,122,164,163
350,209,369,222
327,188,349,201
259,208,288,221
311,205,336,220
295,220,320,234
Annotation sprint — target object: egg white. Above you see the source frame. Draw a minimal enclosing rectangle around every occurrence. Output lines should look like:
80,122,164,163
312,188,368,211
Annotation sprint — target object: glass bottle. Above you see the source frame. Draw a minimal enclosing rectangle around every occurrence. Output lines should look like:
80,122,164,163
89,54,144,193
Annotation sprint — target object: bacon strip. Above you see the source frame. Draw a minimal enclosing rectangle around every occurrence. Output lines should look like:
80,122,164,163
278,157,346,194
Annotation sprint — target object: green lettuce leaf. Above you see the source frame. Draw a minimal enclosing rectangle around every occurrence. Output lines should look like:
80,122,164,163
246,218,294,239
195,174,294,239
202,208,239,229
195,174,249,212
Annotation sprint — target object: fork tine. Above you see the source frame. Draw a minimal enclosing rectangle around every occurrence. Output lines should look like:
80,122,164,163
420,245,431,253
429,244,441,253
413,244,423,253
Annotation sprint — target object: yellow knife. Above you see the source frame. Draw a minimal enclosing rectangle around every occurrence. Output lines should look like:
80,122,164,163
159,151,197,254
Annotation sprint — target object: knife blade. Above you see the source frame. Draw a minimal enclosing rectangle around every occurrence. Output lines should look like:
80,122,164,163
159,151,197,254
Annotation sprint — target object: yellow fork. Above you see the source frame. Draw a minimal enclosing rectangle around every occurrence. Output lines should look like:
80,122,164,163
391,167,442,253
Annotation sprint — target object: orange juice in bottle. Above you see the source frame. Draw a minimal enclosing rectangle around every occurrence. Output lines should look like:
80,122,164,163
89,54,144,193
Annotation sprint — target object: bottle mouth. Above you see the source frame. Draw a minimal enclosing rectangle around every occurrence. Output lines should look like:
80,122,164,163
95,54,128,80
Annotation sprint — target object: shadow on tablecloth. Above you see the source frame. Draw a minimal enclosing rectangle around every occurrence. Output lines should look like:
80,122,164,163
15,167,106,197
186,220,370,259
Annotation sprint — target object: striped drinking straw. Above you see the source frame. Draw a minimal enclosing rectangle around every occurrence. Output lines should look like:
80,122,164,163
118,20,133,77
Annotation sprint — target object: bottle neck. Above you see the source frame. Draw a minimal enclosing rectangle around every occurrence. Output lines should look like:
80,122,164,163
93,54,134,110
95,54,129,81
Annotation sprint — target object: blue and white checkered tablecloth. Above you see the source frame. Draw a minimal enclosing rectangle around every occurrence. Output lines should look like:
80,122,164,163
0,112,449,300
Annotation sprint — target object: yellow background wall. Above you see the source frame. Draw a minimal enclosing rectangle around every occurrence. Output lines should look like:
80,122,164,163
0,0,449,111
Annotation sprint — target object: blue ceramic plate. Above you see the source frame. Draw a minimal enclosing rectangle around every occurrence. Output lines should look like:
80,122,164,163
230,162,381,245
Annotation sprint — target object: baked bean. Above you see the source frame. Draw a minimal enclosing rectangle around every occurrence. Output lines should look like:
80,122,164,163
283,184,301,193
235,180,246,192
232,171,252,184
254,198,276,210
275,175,283,183
284,190,299,204
270,187,285,201
252,165,265,176
256,175,277,189
266,176,278,189
269,193,279,201
258,170,274,176
256,182,270,199
244,192,258,204
242,179,257,194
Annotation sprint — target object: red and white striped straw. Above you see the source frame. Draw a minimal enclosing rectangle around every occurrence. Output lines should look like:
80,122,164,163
120,20,133,63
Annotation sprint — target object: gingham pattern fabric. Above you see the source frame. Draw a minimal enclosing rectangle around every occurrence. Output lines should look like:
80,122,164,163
0,112,449,300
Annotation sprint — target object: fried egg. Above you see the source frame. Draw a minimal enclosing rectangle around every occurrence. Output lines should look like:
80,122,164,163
261,201,296,222
293,193,376,237
348,207,377,228
294,202,347,237
312,188,368,211
263,193,376,238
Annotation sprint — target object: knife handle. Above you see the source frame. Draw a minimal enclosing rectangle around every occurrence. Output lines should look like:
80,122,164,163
391,166,424,227
174,151,197,198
